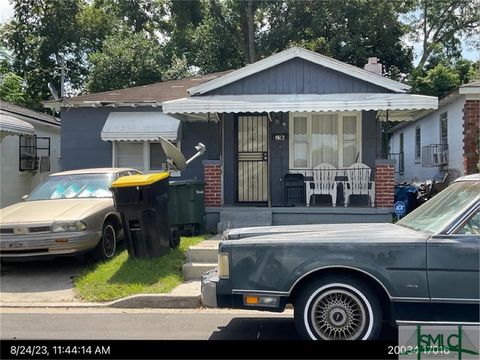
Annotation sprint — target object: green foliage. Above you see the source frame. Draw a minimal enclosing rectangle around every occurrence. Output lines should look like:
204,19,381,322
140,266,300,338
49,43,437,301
162,54,196,81
258,0,414,76
409,59,479,97
0,71,27,105
87,32,163,93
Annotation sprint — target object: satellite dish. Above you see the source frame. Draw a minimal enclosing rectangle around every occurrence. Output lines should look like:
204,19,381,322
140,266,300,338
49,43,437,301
159,136,186,171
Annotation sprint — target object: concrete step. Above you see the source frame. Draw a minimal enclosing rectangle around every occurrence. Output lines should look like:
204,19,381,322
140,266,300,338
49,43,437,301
182,262,217,281
186,240,219,263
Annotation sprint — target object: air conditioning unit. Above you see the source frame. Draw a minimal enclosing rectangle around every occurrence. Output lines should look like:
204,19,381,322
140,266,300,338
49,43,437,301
432,150,448,166
39,156,50,172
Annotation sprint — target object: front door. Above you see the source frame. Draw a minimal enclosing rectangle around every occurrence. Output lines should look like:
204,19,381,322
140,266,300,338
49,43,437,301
237,115,268,203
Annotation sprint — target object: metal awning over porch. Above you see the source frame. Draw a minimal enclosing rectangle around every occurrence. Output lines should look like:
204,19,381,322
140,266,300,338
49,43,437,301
162,93,438,115
101,112,180,141
0,113,35,136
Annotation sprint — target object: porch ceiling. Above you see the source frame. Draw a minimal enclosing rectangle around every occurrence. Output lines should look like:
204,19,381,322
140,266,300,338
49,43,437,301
162,93,438,116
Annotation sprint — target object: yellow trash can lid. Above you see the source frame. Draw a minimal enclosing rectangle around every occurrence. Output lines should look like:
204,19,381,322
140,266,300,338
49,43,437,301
111,172,170,188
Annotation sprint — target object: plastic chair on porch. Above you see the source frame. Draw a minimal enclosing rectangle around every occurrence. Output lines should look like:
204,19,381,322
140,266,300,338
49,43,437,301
343,162,375,207
310,163,338,206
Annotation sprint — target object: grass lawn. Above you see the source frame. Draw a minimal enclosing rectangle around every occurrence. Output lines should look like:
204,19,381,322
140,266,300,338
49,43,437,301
74,235,207,302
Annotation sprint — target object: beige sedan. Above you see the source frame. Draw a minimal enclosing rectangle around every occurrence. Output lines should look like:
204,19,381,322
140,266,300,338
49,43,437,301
0,168,140,261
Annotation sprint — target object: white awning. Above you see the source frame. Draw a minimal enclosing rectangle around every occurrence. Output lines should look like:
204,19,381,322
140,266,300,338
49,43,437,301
0,113,35,136
101,112,180,141
162,93,438,115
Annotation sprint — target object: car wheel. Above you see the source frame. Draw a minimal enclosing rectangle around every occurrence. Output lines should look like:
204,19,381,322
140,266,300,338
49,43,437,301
294,275,382,340
93,221,117,261
169,227,180,249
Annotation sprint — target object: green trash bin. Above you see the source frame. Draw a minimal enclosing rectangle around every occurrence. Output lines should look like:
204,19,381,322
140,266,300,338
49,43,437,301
111,173,171,258
168,180,205,236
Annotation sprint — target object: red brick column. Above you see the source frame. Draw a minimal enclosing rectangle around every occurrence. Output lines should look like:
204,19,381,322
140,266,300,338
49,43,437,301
203,161,222,207
463,100,480,175
375,159,395,208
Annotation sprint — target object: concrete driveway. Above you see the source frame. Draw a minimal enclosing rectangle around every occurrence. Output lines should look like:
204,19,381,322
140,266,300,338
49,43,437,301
0,258,82,303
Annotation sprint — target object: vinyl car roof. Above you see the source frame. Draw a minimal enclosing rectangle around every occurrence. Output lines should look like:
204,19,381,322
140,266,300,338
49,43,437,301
454,173,480,182
50,168,138,176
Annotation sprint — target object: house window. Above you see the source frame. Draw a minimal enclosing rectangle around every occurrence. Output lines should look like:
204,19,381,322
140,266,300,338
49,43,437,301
19,135,37,171
290,112,361,169
415,127,421,160
399,132,404,174
113,141,179,174
440,112,448,145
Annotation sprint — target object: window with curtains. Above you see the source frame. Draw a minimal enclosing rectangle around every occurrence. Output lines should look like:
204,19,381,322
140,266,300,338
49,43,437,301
290,112,361,169
113,141,179,174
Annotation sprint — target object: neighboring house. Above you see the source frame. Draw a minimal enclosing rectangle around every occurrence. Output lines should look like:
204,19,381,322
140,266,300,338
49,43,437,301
389,81,480,184
0,101,61,208
45,47,437,232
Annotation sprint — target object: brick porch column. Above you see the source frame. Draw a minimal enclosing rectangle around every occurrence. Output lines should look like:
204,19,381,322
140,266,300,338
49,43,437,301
463,100,480,175
203,160,222,207
375,159,395,208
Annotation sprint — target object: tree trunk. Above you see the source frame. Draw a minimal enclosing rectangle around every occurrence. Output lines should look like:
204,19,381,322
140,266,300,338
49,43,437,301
240,1,256,64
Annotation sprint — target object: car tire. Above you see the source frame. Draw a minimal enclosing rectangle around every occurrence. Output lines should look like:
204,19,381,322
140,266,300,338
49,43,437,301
92,221,117,262
294,275,382,340
169,227,180,249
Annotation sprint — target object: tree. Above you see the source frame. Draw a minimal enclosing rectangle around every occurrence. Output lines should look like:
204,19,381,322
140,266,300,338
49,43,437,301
0,72,27,105
162,54,197,81
406,0,480,71
258,0,413,76
87,32,163,93
409,59,479,97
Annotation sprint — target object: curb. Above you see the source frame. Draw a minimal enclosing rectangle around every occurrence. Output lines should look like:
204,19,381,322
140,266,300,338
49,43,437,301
0,295,202,309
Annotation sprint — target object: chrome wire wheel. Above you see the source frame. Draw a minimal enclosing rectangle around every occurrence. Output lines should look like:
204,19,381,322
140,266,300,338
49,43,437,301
310,289,367,340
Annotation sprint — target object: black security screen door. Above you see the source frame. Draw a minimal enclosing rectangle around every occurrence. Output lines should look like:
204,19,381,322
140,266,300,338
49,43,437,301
237,115,268,203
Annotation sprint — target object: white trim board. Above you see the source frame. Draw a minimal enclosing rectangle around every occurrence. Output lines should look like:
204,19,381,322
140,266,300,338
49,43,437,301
188,47,410,95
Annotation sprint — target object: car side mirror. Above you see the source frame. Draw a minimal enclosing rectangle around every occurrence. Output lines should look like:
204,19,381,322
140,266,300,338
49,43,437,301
22,194,29,201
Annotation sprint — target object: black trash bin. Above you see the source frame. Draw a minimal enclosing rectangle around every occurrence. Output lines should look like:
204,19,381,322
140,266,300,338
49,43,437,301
111,173,171,258
169,180,205,236
394,184,419,215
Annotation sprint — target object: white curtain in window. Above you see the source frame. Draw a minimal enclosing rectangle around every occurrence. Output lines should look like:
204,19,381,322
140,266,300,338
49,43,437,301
293,117,308,168
116,142,144,170
311,114,338,167
343,116,358,167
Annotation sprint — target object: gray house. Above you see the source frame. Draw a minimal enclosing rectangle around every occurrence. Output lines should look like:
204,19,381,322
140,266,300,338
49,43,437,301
45,47,437,232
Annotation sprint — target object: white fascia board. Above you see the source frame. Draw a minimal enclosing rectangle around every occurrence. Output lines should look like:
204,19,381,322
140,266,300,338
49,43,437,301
459,86,480,95
187,47,410,95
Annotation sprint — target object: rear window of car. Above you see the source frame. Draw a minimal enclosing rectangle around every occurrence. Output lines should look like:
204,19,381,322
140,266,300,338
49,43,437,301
28,173,116,200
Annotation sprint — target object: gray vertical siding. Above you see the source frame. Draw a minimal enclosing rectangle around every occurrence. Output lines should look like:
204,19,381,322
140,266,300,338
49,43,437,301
61,107,219,180
269,112,290,206
206,58,390,95
222,114,236,205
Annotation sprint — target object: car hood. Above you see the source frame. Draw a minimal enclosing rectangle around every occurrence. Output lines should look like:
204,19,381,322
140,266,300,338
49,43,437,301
221,223,429,246
0,199,113,224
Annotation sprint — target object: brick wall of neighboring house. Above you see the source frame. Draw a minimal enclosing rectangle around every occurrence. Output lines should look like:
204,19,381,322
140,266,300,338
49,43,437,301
375,160,395,208
463,100,480,175
203,161,222,207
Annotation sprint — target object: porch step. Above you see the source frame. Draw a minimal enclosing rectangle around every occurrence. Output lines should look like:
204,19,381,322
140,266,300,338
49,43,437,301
218,208,272,233
182,262,217,281
186,240,219,263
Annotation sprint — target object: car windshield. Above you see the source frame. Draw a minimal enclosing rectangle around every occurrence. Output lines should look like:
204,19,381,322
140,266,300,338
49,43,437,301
27,173,117,200
397,181,480,234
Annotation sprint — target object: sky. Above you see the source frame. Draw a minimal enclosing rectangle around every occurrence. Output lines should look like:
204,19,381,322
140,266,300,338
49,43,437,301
0,0,478,65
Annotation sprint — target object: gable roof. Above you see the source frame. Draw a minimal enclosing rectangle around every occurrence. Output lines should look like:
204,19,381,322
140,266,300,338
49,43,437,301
44,71,231,109
1,101,60,126
188,47,410,95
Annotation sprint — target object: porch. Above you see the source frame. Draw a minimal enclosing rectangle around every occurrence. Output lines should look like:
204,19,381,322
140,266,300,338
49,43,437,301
205,205,393,233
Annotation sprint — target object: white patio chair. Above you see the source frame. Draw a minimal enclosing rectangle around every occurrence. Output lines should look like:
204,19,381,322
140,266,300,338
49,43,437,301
309,163,338,206
343,163,375,207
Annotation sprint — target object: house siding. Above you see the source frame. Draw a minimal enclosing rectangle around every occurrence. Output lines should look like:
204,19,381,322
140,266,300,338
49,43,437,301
389,96,465,183
61,107,220,180
206,58,390,95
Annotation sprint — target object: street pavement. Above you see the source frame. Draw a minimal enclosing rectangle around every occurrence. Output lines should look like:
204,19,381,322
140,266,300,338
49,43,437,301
1,308,398,340
1,308,299,340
